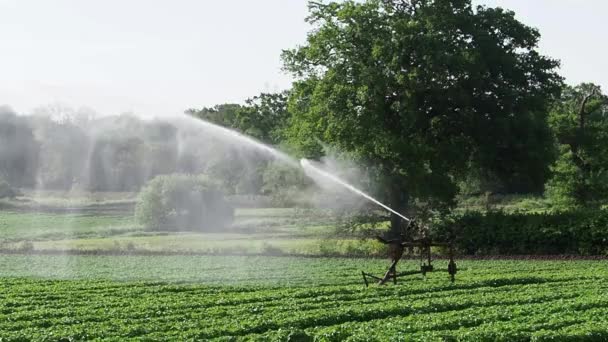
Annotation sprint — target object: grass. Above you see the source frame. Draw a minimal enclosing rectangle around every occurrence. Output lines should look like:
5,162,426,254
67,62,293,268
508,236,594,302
17,189,138,207
0,207,357,256
25,235,386,256
0,212,138,242
0,188,342,257
0,255,606,340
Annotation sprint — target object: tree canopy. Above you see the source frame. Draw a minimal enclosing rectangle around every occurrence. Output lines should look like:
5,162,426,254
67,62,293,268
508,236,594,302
186,92,290,145
282,0,562,233
547,83,608,206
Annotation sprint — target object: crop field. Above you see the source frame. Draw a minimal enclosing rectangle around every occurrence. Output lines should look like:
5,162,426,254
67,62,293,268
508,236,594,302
1,255,607,341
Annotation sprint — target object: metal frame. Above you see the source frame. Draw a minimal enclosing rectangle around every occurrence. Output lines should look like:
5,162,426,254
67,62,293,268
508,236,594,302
362,238,457,287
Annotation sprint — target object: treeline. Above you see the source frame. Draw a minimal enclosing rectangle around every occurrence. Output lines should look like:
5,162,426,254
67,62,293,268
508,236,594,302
0,107,177,192
0,104,306,200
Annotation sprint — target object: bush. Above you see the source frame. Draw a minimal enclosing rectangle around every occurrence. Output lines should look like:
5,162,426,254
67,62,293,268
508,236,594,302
135,174,234,231
433,209,608,255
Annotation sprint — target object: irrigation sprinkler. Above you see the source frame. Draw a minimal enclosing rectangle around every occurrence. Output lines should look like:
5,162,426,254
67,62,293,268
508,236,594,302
362,220,457,286
298,158,458,285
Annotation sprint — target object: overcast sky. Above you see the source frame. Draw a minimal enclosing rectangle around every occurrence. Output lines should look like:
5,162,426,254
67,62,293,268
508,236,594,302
0,0,606,117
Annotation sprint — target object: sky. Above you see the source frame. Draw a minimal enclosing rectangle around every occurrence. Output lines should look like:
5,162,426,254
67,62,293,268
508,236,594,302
0,0,606,118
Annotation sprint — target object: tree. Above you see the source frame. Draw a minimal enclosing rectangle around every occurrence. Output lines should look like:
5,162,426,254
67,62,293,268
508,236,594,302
283,0,562,235
262,161,311,207
185,92,292,195
547,83,608,206
236,91,291,145
0,107,39,188
186,92,290,146
86,137,146,191
29,115,90,190
186,104,242,129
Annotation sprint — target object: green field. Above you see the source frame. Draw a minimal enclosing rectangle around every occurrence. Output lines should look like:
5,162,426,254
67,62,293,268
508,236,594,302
0,208,389,257
1,255,607,341
2,194,607,340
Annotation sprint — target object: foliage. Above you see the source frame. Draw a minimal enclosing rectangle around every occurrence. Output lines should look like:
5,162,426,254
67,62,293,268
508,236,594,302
86,136,147,191
185,103,242,128
186,91,290,146
1,257,608,340
547,83,608,207
434,209,608,255
185,92,292,196
0,110,186,192
0,175,16,199
456,193,552,213
237,91,291,145
283,0,562,234
83,115,180,192
262,161,311,207
30,116,90,190
0,107,39,188
135,174,234,231
333,209,389,237
0,211,136,242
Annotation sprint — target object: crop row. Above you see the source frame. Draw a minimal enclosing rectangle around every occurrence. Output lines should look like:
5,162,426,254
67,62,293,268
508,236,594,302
1,282,607,339
1,257,607,340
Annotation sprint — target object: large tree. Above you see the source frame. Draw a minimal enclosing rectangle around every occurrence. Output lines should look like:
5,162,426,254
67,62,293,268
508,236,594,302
283,0,562,235
547,83,608,206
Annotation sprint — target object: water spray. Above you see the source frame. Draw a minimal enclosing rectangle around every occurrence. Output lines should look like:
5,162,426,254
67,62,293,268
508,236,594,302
184,118,410,223
180,116,299,168
300,158,410,222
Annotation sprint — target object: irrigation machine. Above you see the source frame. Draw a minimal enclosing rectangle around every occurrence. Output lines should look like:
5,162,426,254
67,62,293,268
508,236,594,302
362,219,457,286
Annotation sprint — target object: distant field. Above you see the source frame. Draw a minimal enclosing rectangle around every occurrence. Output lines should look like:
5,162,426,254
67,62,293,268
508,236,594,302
0,191,572,257
0,255,607,340
0,208,323,240
0,212,137,242
0,207,369,256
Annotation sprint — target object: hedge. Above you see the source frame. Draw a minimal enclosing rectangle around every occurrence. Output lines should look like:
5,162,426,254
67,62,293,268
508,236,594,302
433,209,608,255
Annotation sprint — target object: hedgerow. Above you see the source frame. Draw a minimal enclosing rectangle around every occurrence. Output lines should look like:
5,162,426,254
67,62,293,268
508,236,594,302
433,209,608,255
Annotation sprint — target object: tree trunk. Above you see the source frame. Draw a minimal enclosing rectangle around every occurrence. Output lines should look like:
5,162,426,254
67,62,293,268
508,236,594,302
571,89,600,205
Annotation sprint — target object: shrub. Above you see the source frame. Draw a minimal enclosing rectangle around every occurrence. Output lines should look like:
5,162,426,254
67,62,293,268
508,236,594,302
433,209,608,255
135,174,234,231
